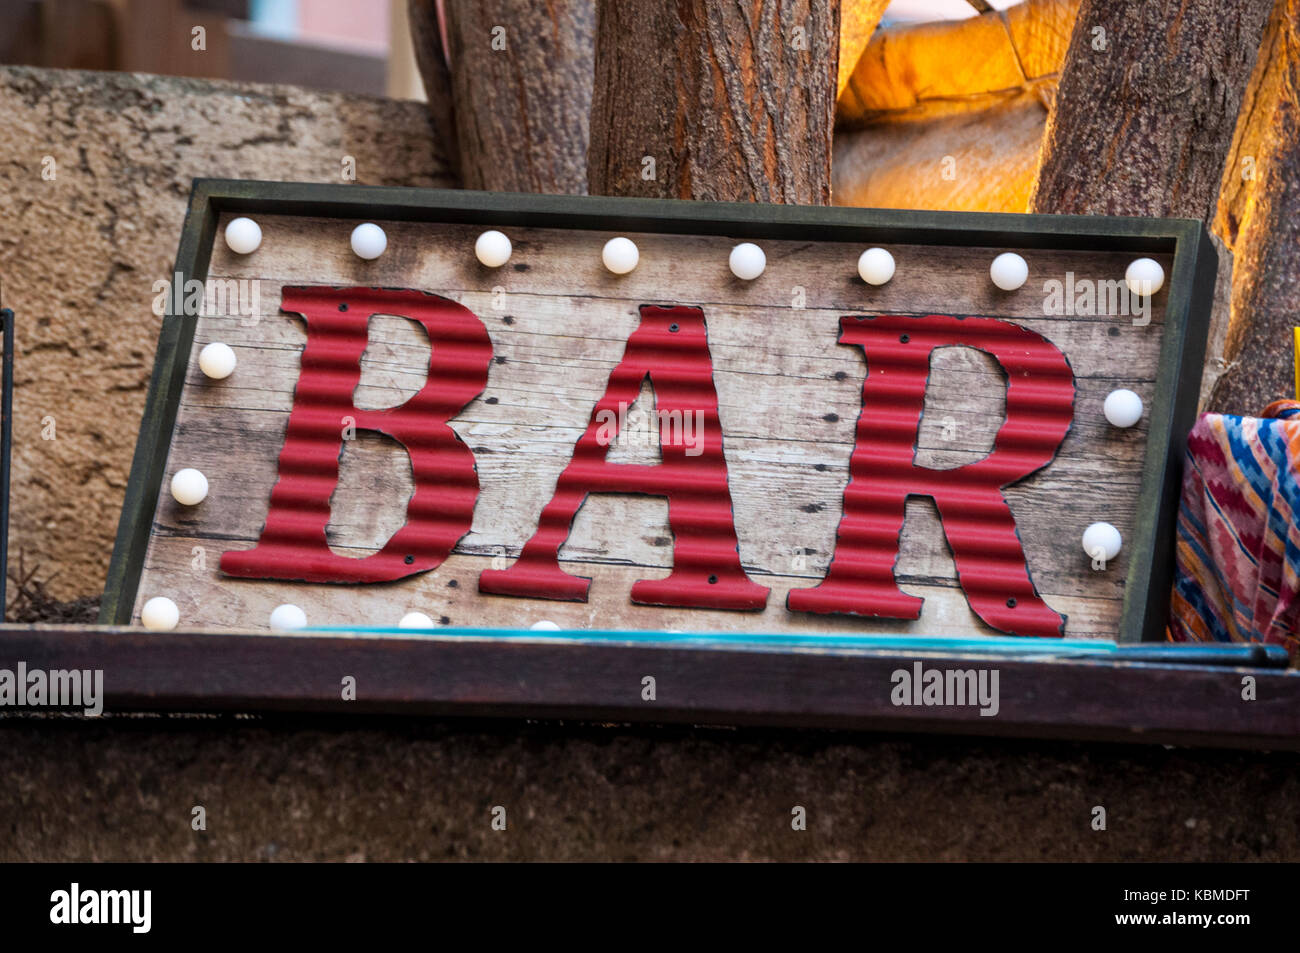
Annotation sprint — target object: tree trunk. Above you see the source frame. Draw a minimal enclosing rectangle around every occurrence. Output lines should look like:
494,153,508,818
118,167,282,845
587,0,838,204
407,0,460,181
1030,0,1272,221
408,0,595,195
1210,0,1300,414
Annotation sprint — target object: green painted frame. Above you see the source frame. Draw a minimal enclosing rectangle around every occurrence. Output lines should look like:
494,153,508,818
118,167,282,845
101,178,1217,643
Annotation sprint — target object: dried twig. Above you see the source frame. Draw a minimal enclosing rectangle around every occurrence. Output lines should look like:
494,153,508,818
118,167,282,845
6,549,99,624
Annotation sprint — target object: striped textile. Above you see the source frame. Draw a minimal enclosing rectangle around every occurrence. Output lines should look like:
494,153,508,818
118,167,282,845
1170,400,1300,655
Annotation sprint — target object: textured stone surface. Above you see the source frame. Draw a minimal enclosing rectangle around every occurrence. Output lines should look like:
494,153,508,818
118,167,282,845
0,66,455,600
1,717,1296,861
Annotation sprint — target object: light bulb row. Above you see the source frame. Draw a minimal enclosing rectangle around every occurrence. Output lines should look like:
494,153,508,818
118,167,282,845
140,595,563,633
224,217,1167,295
141,221,1153,629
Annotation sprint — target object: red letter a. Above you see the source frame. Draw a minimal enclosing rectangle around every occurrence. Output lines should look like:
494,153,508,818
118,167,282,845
479,305,768,610
221,287,492,583
787,314,1074,637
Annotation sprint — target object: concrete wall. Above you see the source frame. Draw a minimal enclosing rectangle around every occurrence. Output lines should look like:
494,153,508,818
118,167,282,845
0,66,454,601
3,717,1297,861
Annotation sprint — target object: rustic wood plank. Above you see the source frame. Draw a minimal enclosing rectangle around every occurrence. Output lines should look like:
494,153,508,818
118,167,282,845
129,214,1173,640
150,414,1139,595
199,216,1174,324
172,327,1158,450
140,534,1127,638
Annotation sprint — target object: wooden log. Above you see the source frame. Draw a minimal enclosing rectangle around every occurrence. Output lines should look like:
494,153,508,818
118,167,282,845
408,0,594,194
1030,0,1272,221
406,0,460,180
586,0,838,204
1214,0,1290,252
1209,0,1300,414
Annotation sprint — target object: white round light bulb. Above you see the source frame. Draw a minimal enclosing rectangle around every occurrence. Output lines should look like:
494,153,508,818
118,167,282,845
141,596,179,631
858,247,895,286
350,223,388,260
1082,522,1122,563
270,603,308,631
990,252,1029,291
1125,258,1164,297
170,468,209,506
198,342,237,380
224,217,262,255
475,230,512,268
1103,389,1144,428
399,611,434,629
601,237,639,275
729,243,766,280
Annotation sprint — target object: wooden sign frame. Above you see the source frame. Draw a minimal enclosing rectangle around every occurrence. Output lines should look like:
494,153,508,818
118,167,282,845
105,179,1216,637
55,178,1300,748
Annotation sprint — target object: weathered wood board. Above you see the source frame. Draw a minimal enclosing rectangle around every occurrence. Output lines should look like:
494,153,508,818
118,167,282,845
124,207,1178,639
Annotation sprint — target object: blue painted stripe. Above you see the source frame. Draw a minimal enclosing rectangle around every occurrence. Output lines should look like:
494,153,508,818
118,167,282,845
306,625,1119,655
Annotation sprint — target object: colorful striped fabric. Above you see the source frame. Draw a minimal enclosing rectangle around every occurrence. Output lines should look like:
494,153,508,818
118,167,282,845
1170,400,1300,655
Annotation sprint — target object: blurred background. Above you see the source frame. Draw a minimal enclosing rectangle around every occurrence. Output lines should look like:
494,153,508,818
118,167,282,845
0,0,1065,216
0,0,1020,100
0,0,406,96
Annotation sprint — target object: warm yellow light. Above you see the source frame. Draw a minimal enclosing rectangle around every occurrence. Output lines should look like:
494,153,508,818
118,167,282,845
1294,327,1300,400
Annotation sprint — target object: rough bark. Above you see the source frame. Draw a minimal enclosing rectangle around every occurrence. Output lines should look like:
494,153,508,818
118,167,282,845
1215,0,1289,249
409,0,594,195
1030,0,1272,221
1210,0,1300,414
587,0,838,204
407,0,460,178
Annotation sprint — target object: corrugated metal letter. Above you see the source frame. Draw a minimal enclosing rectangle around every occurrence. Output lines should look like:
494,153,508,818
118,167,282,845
787,314,1074,638
479,305,768,610
220,286,491,583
